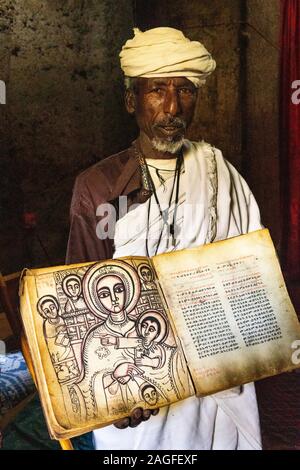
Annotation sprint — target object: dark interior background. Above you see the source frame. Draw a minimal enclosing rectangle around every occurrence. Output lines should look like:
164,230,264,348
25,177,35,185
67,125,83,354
0,0,280,274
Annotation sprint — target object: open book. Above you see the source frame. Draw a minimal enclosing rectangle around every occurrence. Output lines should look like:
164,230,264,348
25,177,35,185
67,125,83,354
20,229,300,439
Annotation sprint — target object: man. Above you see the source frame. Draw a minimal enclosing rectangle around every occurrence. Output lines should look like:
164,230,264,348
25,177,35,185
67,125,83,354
66,27,262,450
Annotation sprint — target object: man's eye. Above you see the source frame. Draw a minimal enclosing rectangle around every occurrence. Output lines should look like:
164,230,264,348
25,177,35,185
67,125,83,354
178,88,194,96
151,88,164,94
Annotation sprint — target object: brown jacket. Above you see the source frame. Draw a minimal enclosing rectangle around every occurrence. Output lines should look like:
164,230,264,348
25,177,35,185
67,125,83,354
66,144,152,264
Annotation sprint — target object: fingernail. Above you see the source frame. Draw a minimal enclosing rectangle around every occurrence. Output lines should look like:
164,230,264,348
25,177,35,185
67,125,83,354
152,408,159,416
143,409,151,419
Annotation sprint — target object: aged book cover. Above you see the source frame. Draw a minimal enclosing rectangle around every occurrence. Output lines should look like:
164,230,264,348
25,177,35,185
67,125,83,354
19,229,300,439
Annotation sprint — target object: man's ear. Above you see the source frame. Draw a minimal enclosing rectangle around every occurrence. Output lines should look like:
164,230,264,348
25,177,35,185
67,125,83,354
125,89,136,115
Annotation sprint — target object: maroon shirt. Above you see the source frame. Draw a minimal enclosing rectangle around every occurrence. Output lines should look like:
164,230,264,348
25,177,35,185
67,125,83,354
66,144,152,264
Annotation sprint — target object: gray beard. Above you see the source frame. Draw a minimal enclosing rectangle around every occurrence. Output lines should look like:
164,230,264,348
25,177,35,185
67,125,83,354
151,137,184,154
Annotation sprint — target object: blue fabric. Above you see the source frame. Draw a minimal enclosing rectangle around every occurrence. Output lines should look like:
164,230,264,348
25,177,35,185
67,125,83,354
0,351,35,415
72,431,94,450
1,393,94,450
0,351,93,449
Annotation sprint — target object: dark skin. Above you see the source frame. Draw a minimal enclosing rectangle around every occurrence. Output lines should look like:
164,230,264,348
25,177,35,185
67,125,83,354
125,76,198,160
114,76,198,429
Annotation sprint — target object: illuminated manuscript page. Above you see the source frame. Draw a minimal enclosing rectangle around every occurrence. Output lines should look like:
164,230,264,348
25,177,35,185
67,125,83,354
152,229,300,395
20,256,193,440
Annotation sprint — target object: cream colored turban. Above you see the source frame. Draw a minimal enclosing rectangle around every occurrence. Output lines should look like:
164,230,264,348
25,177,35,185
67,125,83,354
120,27,216,87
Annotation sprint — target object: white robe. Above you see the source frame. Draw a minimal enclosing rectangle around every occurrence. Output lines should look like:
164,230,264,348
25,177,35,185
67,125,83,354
93,140,262,450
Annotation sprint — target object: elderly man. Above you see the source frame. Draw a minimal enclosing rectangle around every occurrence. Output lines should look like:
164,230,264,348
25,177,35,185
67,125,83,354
66,27,262,450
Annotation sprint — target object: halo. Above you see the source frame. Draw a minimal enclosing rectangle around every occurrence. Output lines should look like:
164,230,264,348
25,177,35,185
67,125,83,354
62,274,82,297
137,310,168,344
37,295,60,319
82,260,141,320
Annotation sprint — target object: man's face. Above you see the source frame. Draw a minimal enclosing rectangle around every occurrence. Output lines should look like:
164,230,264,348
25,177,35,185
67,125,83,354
127,77,197,147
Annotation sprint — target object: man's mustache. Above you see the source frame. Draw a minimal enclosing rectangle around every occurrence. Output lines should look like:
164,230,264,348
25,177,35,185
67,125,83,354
154,117,186,129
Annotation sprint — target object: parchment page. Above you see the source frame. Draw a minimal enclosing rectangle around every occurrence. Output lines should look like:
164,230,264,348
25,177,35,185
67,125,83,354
152,229,300,395
20,256,193,439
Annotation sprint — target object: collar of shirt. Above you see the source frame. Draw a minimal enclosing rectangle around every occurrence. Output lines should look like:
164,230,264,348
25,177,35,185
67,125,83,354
108,141,153,205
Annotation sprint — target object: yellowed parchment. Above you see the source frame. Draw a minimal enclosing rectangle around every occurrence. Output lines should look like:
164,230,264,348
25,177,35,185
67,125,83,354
152,229,300,396
20,256,193,440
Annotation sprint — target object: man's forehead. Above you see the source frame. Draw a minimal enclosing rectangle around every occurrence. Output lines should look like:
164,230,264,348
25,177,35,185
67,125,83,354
137,76,196,88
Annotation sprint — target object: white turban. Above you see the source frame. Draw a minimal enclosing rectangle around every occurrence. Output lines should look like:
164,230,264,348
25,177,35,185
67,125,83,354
120,27,216,87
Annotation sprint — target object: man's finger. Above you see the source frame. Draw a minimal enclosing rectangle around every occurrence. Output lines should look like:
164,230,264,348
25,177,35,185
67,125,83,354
114,417,130,429
113,408,159,429
142,409,152,421
129,407,143,427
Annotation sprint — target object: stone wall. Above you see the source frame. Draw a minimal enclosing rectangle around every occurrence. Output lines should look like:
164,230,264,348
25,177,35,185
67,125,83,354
0,0,135,273
244,0,281,246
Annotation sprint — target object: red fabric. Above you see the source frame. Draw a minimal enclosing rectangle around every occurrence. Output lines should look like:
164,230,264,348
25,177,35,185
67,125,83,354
280,0,300,280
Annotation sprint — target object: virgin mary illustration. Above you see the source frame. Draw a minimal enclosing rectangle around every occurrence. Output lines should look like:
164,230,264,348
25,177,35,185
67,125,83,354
77,260,143,419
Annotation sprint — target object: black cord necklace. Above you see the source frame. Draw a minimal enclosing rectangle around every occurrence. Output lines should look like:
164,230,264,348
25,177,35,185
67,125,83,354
147,164,177,188
145,152,183,257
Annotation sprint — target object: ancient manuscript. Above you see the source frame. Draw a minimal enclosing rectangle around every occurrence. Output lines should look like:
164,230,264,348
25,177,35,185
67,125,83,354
19,229,300,439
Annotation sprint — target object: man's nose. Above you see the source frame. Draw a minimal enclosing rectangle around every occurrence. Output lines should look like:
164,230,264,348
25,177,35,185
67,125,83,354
163,89,181,116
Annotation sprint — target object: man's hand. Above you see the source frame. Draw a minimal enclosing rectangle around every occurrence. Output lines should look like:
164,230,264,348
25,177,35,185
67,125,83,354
114,407,159,429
